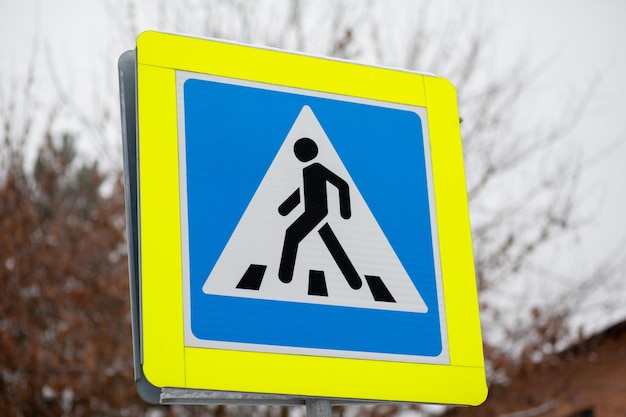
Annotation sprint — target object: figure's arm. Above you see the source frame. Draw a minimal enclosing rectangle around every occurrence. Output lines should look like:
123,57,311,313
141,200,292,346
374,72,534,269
278,189,300,216
325,169,351,219
338,184,351,219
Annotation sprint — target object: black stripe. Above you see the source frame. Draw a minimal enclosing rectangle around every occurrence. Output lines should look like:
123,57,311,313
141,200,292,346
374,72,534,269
236,264,267,290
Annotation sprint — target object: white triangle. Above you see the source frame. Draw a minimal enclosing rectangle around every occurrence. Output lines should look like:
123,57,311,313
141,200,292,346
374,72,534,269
202,105,427,313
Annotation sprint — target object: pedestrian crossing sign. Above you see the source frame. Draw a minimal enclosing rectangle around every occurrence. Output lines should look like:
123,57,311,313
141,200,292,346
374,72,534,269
129,31,486,405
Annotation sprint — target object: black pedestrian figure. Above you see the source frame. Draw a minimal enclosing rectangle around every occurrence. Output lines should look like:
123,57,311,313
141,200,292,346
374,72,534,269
277,137,362,290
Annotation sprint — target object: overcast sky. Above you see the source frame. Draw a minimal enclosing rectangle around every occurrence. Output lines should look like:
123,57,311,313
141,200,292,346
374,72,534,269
497,0,626,262
496,2,626,332
1,0,625,333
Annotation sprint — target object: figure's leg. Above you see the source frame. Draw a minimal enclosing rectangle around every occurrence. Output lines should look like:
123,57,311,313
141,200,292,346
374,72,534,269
279,215,319,283
278,228,299,283
318,223,362,289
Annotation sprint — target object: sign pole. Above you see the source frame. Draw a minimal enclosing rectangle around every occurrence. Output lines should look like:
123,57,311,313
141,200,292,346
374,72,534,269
305,399,331,417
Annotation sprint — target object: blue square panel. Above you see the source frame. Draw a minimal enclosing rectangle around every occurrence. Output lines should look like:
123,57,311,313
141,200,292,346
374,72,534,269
178,72,448,364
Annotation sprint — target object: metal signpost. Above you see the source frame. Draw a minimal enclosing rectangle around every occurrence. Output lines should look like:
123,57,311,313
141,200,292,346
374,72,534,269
118,31,486,412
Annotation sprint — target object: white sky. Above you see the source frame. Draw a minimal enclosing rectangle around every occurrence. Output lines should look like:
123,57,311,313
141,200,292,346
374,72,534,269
1,0,625,334
484,0,626,335
495,0,626,262
495,1,626,332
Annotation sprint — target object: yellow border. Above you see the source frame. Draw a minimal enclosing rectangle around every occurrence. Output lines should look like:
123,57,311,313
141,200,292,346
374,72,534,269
136,31,486,405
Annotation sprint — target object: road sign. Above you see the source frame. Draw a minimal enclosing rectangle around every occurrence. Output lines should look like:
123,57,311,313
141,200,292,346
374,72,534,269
120,30,486,406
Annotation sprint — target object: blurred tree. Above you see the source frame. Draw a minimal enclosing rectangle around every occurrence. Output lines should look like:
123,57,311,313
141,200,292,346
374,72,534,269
0,107,137,415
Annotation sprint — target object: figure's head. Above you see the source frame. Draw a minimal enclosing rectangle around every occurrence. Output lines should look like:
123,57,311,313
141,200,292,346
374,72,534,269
294,137,318,162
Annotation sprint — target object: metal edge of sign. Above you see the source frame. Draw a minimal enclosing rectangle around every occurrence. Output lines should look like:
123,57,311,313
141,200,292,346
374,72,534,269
118,49,162,404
